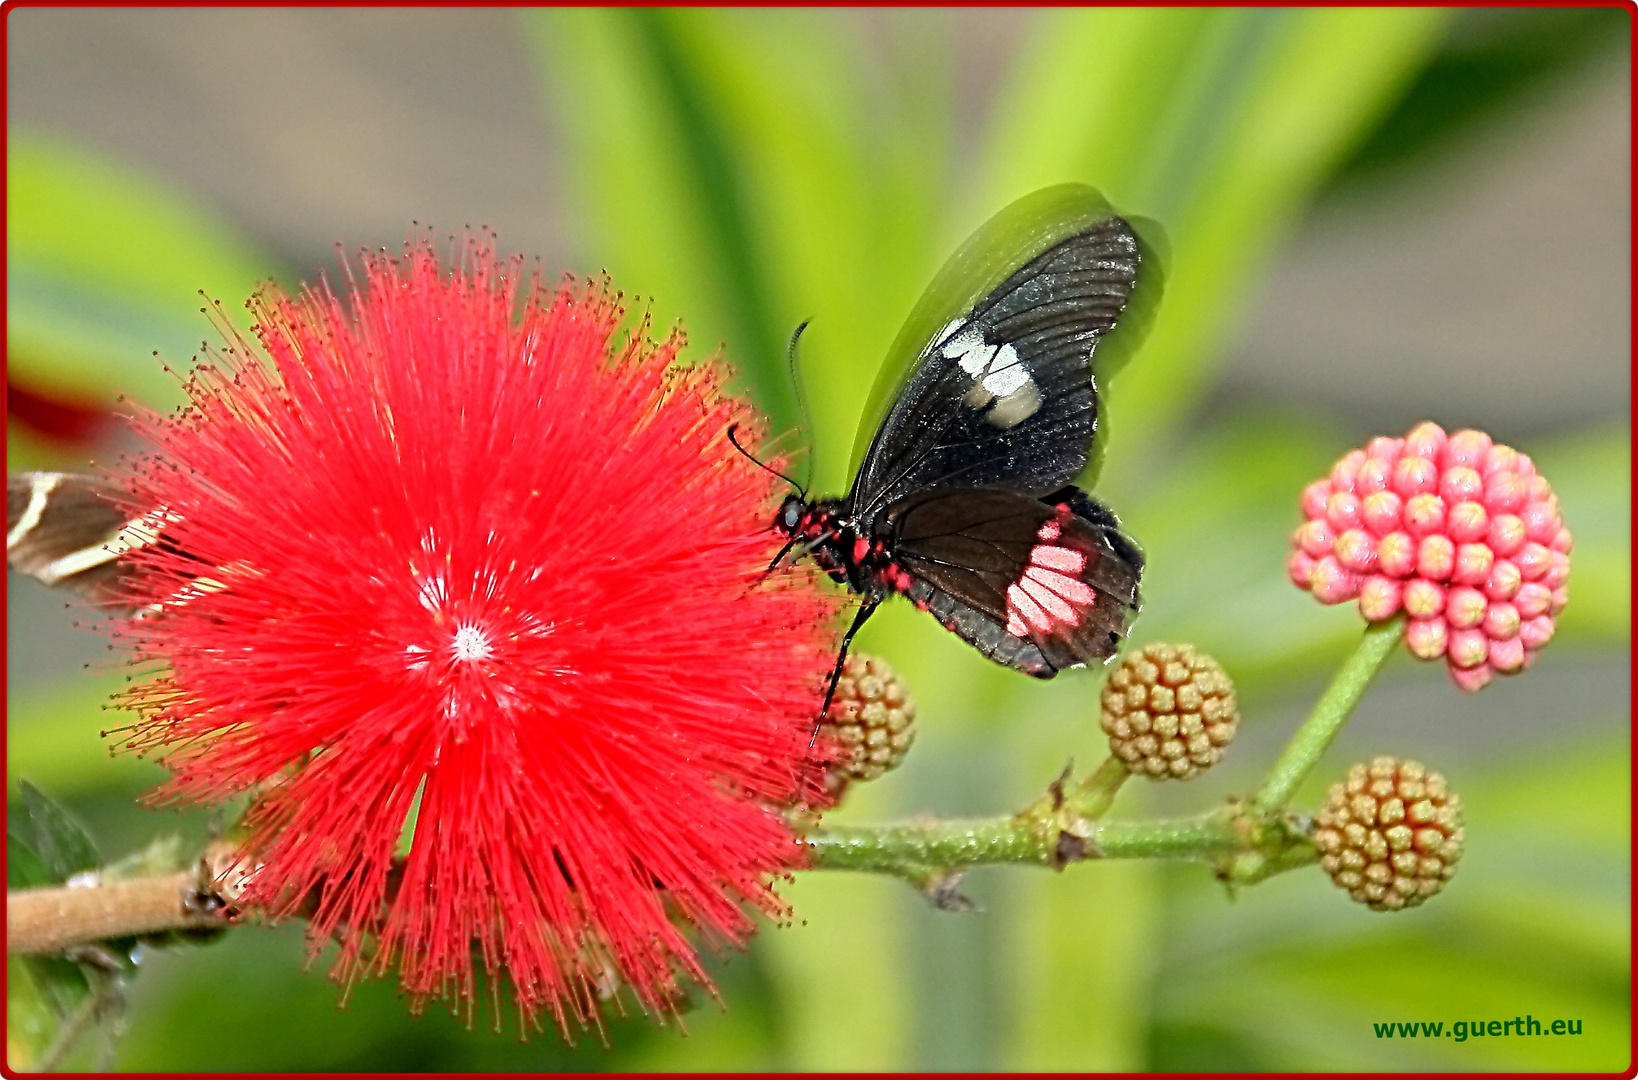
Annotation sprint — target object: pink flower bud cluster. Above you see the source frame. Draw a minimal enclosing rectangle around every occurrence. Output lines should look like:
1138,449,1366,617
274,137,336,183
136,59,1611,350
1288,423,1570,692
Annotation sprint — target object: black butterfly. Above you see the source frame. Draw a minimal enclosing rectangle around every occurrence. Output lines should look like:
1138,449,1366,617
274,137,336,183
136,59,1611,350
767,184,1164,715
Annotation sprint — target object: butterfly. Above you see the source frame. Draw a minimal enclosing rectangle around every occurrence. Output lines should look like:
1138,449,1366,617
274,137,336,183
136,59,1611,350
766,184,1165,716
8,470,203,613
9,471,141,596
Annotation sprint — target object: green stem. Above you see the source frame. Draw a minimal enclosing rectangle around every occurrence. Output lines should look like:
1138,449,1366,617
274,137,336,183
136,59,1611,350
1068,755,1130,819
1250,616,1404,813
804,816,1051,872
803,623,1407,891
803,809,1246,874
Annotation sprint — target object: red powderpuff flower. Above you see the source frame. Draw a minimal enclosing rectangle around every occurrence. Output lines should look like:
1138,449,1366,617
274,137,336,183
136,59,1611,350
109,240,837,1033
1287,422,1570,692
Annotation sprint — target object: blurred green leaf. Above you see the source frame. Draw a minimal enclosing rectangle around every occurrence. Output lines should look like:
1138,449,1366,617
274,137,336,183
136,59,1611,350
101,833,189,883
7,671,167,799
1148,732,1630,1070
12,779,101,884
532,8,949,493
6,819,54,891
975,8,1451,472
7,132,281,411
112,919,781,1071
4,781,110,1072
7,953,92,1071
1329,7,1631,192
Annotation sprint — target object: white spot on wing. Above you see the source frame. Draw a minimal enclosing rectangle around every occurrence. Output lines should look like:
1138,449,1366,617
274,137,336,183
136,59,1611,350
984,381,1042,429
937,319,978,356
945,332,1042,430
35,506,172,584
980,344,1027,396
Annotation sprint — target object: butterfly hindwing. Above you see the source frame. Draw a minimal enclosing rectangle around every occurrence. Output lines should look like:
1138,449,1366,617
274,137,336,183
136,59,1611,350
884,486,1141,677
849,216,1142,524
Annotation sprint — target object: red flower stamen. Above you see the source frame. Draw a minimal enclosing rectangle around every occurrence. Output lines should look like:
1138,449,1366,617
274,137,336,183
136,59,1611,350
109,240,836,1033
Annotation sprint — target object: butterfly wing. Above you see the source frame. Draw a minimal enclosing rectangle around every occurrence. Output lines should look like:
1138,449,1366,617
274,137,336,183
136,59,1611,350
847,185,1163,527
7,471,185,604
8,472,136,596
884,486,1142,677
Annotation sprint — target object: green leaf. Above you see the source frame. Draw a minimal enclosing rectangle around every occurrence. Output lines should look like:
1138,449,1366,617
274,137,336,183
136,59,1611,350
7,953,91,1070
7,132,282,411
531,8,950,493
12,779,101,884
5,822,54,891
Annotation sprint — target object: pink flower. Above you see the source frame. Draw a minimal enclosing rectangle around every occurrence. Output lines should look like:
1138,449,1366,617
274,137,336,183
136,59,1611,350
1288,423,1569,691
111,240,836,1032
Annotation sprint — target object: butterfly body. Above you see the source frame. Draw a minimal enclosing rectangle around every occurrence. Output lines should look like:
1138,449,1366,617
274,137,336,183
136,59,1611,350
779,483,1142,682
774,184,1165,710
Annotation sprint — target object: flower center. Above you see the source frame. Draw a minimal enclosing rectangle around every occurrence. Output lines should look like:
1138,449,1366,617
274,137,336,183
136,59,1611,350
450,623,493,662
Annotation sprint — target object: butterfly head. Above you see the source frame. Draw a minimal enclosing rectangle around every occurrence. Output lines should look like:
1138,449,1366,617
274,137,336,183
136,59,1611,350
776,494,807,536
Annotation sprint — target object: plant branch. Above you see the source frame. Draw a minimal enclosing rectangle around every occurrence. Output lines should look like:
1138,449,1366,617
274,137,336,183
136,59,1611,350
13,628,1397,950
1250,617,1405,812
802,773,1315,891
1068,754,1131,818
7,845,240,955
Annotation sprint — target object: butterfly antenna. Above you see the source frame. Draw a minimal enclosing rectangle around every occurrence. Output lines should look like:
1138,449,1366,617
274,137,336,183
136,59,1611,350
726,424,804,491
787,320,816,494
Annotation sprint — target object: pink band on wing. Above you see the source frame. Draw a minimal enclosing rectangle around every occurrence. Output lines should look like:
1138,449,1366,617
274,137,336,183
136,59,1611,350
1007,584,1053,632
1018,573,1077,622
1024,564,1095,605
1028,544,1085,573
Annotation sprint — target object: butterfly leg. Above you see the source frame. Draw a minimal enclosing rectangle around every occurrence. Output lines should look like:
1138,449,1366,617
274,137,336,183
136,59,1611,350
809,597,881,747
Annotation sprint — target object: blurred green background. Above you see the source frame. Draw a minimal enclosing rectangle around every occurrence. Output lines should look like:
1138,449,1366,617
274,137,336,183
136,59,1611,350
6,7,1630,1071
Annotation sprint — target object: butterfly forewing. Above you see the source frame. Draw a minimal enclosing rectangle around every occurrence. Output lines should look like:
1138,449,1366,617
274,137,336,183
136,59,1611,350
848,217,1141,524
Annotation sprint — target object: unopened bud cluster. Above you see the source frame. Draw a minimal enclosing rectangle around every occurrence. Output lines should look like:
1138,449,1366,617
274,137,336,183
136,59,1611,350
1288,423,1570,691
816,653,916,804
1100,643,1238,779
1313,757,1463,911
